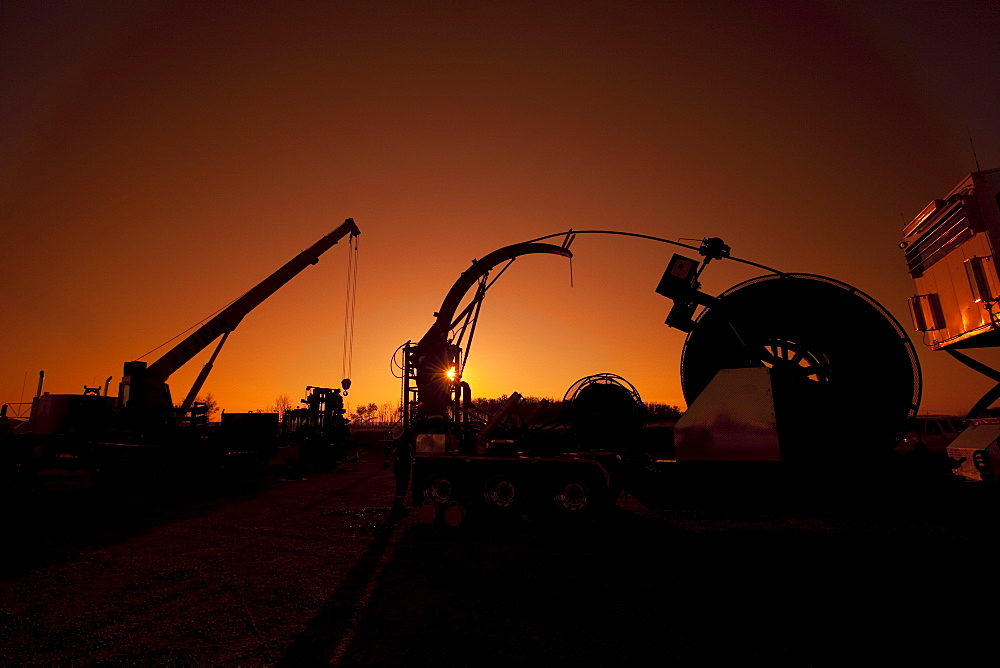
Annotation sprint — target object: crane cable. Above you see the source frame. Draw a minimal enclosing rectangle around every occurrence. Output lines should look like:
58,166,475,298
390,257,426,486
135,297,238,361
342,233,360,386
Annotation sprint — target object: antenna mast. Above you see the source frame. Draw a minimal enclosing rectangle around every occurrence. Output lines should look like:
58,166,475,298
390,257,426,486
967,125,983,173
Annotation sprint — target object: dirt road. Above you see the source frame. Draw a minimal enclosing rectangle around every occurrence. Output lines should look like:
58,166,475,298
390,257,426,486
2,449,995,666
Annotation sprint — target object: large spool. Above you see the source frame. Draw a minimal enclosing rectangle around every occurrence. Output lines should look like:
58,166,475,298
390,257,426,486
680,274,921,461
564,373,645,451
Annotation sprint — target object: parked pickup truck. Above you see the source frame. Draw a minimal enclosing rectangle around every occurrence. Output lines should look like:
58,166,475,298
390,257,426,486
897,415,965,455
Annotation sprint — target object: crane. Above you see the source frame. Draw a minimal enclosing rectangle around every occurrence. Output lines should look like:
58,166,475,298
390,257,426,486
117,217,360,432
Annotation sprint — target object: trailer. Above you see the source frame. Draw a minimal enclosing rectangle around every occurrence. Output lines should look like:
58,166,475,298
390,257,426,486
395,230,925,525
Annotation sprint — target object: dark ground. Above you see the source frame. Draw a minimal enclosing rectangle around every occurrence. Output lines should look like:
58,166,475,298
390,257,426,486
1,447,997,666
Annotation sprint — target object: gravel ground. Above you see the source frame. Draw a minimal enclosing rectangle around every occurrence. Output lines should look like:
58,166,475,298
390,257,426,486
2,449,997,666
2,451,399,665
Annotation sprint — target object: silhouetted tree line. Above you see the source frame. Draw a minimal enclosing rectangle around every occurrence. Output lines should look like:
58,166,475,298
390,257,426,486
348,401,402,424
473,395,682,422
644,402,683,421
183,393,219,419
194,395,681,427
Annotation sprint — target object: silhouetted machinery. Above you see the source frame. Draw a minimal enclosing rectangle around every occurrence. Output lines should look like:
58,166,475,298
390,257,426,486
655,234,921,472
396,238,630,526
662,271,921,467
398,231,925,525
4,219,360,479
900,167,1000,481
281,384,352,469
563,373,645,453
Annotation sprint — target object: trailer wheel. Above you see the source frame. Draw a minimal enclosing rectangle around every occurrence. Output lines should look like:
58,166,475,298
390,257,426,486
552,479,591,513
483,475,519,512
422,474,453,505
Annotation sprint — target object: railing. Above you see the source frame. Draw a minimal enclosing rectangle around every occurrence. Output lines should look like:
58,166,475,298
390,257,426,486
1,402,33,419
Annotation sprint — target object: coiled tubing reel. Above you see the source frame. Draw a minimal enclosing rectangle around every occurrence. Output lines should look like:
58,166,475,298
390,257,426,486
673,273,921,463
563,373,645,451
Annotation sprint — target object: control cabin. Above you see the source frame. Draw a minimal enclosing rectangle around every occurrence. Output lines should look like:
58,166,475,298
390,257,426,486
903,168,1000,350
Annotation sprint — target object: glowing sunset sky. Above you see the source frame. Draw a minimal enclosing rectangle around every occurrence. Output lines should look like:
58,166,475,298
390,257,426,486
2,0,999,416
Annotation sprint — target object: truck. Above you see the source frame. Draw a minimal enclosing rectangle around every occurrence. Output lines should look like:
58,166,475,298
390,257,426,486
396,229,926,524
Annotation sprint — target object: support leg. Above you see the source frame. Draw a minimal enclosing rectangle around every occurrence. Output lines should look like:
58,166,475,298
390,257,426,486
946,348,1000,419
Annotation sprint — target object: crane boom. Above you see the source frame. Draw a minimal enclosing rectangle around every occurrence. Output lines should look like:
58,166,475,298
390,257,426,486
120,218,359,425
146,218,359,381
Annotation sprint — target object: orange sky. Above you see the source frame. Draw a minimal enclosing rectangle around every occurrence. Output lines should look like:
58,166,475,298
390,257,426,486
3,0,1000,417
